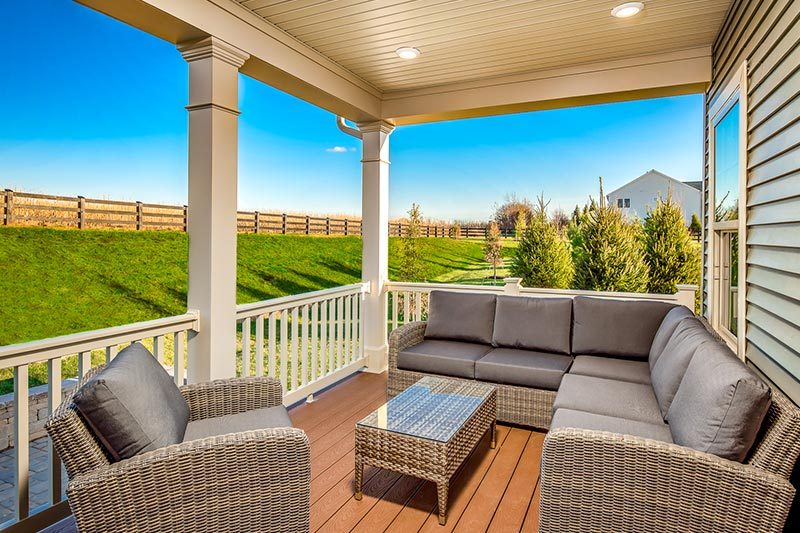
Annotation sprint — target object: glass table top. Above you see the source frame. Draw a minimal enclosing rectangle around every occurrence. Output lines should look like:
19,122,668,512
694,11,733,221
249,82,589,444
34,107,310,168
357,377,495,443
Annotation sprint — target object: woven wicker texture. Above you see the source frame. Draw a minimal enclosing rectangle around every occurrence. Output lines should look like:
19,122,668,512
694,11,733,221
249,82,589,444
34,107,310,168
47,371,311,532
540,428,796,533
388,321,555,429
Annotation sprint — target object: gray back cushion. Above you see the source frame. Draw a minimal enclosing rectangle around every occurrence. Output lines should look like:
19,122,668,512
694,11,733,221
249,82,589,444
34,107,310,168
73,342,189,461
425,291,496,344
667,342,772,462
492,296,572,354
649,306,695,370
572,296,676,359
650,318,713,417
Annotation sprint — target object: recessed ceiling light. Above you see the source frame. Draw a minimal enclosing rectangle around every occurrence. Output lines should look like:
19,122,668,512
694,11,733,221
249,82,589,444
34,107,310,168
395,47,421,59
611,2,644,18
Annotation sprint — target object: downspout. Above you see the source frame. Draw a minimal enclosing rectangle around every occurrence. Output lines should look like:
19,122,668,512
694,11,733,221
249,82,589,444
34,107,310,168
336,116,362,139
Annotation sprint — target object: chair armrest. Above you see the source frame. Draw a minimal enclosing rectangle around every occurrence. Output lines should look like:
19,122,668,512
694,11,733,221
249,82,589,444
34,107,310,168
388,321,426,371
540,428,795,533
67,428,310,533
180,376,284,421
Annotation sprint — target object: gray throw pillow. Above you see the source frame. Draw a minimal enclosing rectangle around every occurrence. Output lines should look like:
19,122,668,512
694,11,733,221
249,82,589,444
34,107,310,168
649,306,695,370
492,296,572,354
572,296,676,359
73,342,190,461
667,342,771,462
424,291,496,344
650,318,713,417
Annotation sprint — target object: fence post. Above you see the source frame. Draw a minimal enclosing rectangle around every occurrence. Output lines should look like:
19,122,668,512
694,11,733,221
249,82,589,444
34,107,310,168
503,277,522,295
305,215,310,235
426,225,430,237
183,205,188,232
254,211,260,234
326,217,330,235
4,189,13,226
344,218,349,236
135,201,143,230
77,196,86,229
281,213,287,234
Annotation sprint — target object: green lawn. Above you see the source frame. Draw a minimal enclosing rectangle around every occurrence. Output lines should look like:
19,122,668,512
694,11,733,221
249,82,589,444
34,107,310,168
0,227,515,391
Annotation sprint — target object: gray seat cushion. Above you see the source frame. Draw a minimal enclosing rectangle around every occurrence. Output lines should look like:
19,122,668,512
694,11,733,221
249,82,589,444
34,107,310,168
651,318,715,417
398,339,492,379
73,342,189,461
649,306,695,369
553,373,663,424
667,342,771,462
572,296,676,359
569,355,651,385
424,291,496,344
551,408,673,443
183,406,292,442
491,296,573,354
475,348,572,390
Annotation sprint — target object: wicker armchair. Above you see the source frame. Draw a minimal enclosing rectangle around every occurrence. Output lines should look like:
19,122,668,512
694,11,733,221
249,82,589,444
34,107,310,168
539,390,800,533
46,368,311,533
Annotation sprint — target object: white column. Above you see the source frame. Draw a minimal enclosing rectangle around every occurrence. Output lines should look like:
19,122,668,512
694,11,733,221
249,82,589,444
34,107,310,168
179,37,249,383
359,121,394,373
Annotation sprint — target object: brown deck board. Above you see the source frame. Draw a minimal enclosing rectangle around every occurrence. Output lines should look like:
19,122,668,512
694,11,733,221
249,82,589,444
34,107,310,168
40,371,543,533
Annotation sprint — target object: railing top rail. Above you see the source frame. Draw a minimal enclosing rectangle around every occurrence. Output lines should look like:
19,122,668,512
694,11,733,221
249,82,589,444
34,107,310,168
236,282,369,319
0,311,199,368
386,281,505,294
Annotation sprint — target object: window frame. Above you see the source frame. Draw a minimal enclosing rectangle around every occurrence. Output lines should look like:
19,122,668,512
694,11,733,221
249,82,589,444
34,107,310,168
707,61,748,358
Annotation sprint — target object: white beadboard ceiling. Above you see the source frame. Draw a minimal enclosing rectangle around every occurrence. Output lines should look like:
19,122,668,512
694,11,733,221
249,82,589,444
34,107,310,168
234,0,732,93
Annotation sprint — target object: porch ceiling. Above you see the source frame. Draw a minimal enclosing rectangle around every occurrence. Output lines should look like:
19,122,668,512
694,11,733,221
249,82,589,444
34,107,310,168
235,0,732,93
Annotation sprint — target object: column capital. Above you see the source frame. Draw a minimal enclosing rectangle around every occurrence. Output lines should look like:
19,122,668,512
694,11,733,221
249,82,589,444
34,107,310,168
178,36,249,68
356,120,396,135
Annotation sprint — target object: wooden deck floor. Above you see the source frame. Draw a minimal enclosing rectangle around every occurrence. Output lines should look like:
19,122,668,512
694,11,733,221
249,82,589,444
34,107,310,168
43,371,543,532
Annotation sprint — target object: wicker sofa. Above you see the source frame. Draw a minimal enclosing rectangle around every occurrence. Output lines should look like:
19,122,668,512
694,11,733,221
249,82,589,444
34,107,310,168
388,290,800,532
46,343,310,533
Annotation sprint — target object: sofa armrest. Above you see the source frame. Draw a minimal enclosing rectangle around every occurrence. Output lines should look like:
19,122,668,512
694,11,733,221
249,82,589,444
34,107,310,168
67,427,310,533
540,428,795,533
180,376,284,421
388,321,427,371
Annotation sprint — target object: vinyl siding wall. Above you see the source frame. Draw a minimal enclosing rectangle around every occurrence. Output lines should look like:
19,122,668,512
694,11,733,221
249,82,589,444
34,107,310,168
704,0,800,402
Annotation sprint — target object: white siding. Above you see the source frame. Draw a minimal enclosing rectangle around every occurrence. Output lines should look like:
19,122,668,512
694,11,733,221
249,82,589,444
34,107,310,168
606,170,701,225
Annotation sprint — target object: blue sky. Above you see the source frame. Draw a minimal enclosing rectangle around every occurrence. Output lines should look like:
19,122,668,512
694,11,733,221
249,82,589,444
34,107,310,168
0,0,703,221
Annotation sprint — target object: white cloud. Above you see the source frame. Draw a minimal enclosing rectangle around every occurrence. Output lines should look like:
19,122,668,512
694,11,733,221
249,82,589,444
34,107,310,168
325,146,352,153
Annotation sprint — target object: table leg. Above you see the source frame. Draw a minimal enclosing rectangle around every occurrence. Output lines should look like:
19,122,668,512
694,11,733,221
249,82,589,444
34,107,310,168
437,482,448,526
354,457,363,500
490,421,497,449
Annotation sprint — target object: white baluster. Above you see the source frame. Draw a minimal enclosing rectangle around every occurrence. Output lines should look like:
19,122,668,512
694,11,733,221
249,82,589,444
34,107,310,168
47,358,62,504
173,331,185,386
311,302,319,382
280,310,288,391
291,307,299,390
268,313,276,379
14,365,29,520
255,314,265,377
301,305,309,386
241,318,251,377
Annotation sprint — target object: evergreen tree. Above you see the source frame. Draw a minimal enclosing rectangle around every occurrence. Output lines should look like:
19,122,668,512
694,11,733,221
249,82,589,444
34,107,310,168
514,210,528,240
643,197,701,295
398,203,424,281
483,222,503,283
510,195,574,289
689,213,702,236
574,202,649,292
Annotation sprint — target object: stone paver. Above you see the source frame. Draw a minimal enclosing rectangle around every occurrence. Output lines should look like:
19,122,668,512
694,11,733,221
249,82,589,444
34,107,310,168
0,436,68,525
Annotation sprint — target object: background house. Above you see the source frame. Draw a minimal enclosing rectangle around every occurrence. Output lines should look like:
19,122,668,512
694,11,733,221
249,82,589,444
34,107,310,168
606,169,701,225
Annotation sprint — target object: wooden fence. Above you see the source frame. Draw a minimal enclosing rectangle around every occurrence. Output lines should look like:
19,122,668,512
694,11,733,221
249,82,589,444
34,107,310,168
0,189,503,237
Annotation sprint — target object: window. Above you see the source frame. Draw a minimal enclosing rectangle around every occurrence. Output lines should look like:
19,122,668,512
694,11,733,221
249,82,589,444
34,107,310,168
624,198,630,208
708,62,747,355
617,199,623,208
617,198,630,208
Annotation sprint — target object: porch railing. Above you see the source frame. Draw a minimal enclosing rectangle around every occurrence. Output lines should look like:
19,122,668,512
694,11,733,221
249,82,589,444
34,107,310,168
235,282,370,406
386,278,698,332
0,312,199,531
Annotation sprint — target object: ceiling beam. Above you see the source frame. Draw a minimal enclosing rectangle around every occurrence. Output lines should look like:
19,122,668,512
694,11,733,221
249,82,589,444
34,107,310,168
381,47,712,125
75,0,383,123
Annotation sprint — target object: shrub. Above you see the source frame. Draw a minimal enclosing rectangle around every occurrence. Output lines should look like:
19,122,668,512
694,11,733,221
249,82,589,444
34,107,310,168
451,222,461,239
689,212,702,236
514,211,527,240
493,194,533,230
573,205,649,292
510,198,574,289
398,203,424,281
483,222,503,282
643,197,701,295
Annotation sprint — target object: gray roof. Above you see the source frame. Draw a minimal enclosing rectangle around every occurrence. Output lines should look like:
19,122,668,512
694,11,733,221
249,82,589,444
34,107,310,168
684,181,702,191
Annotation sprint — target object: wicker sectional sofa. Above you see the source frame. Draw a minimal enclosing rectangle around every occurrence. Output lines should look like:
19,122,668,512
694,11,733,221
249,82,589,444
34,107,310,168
388,290,800,532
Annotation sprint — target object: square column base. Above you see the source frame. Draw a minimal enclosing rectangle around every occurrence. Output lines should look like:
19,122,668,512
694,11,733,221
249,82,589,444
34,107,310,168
364,344,388,374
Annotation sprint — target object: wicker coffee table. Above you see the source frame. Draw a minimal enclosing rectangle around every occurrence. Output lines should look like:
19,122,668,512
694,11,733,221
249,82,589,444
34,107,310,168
355,376,497,525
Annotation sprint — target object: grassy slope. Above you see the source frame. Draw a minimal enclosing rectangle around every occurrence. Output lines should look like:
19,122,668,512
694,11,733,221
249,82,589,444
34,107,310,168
0,227,514,389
